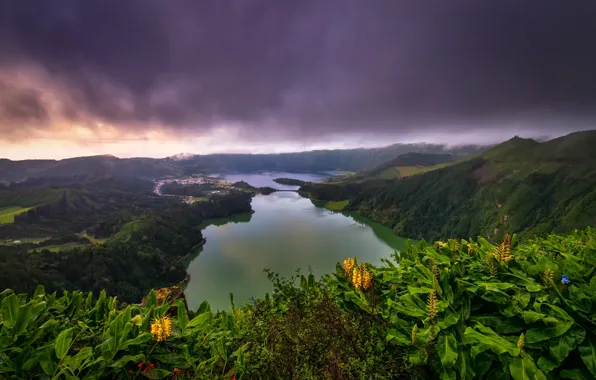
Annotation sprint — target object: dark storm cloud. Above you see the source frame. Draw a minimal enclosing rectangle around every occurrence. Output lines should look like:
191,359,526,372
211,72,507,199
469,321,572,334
0,81,48,123
1,0,596,140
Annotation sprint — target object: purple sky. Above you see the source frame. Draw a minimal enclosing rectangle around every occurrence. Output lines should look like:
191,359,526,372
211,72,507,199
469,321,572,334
1,0,596,158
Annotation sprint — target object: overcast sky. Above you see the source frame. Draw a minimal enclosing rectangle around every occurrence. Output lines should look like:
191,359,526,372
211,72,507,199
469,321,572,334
1,0,596,159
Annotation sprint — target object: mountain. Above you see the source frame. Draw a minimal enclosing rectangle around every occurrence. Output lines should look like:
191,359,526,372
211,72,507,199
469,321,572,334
0,143,487,182
0,156,183,182
301,131,596,241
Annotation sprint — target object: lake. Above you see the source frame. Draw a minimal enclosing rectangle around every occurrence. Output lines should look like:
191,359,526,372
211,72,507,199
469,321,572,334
185,172,407,310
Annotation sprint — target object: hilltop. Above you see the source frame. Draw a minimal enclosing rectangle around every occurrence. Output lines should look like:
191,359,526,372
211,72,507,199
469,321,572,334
301,130,596,241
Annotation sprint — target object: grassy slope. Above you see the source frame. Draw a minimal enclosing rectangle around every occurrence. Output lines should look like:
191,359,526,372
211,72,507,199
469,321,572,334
334,152,458,182
302,131,596,242
0,206,33,224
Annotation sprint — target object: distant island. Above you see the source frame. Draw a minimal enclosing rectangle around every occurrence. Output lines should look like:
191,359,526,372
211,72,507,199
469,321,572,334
273,177,311,186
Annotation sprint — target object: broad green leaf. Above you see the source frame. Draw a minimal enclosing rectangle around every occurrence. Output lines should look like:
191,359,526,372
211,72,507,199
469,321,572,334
522,311,546,324
456,349,474,380
437,309,460,329
408,348,427,365
37,344,57,376
33,285,45,298
141,368,172,379
11,304,33,337
463,324,519,356
568,285,592,313
151,353,186,365
345,290,370,312
62,347,93,371
437,333,458,368
480,282,515,291
145,290,157,308
386,328,410,346
1,294,18,328
121,332,152,349
54,328,73,359
441,368,457,380
560,369,593,380
578,336,596,377
176,299,189,330
549,327,585,363
509,356,538,380
387,296,426,317
187,311,212,329
407,286,435,294
537,356,558,374
525,321,573,343
111,353,146,368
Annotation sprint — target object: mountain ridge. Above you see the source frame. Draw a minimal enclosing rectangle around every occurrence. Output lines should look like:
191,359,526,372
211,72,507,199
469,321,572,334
0,143,487,182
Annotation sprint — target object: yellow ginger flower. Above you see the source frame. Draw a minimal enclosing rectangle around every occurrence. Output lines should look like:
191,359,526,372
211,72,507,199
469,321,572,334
361,266,373,290
428,290,437,321
352,266,363,290
541,268,554,286
343,258,355,276
150,316,173,342
517,332,525,353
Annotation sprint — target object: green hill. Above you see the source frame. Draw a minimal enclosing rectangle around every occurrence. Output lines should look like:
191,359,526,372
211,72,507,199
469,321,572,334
0,175,173,239
301,131,596,241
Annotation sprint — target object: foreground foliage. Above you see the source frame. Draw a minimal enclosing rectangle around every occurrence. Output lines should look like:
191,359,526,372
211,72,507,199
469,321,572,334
330,228,596,379
1,228,595,379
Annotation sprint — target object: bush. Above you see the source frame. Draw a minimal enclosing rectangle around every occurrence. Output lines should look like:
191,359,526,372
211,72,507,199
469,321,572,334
328,228,596,379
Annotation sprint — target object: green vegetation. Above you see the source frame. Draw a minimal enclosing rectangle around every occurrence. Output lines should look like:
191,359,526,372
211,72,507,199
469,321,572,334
302,131,596,241
272,177,310,186
0,236,48,245
230,181,276,195
324,199,350,211
0,175,173,241
28,243,90,253
0,206,33,224
2,228,595,378
0,190,254,303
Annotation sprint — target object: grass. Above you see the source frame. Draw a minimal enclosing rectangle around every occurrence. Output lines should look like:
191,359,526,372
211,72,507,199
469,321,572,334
109,219,151,243
188,197,207,203
0,206,33,224
82,232,106,246
0,237,49,245
324,200,350,211
28,243,90,253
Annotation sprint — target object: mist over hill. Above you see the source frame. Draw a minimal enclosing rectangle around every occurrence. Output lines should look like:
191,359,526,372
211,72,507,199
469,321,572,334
0,143,487,182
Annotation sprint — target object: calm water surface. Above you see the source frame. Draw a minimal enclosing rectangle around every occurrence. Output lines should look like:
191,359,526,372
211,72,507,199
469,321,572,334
185,172,407,310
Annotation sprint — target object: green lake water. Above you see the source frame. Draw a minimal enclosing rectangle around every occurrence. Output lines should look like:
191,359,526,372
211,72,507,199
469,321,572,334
185,172,408,310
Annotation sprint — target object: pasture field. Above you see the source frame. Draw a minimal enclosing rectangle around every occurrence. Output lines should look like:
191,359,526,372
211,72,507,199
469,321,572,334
0,206,32,224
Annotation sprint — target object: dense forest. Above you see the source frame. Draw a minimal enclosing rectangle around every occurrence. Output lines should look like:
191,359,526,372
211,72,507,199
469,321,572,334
0,190,253,303
272,177,310,186
302,131,596,242
1,228,594,379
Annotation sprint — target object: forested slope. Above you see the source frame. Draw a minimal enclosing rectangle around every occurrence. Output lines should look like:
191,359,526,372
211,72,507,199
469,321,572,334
302,131,596,241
